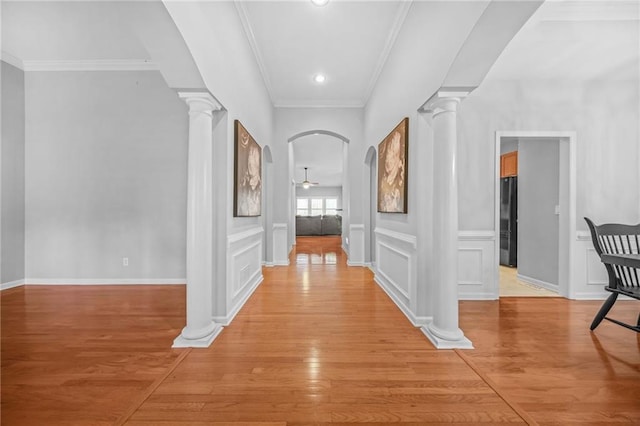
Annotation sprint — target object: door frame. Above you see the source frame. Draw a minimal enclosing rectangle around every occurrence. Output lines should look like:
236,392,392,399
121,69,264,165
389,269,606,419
493,131,577,298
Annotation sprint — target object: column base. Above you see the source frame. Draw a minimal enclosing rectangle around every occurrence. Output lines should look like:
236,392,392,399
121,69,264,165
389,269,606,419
172,322,223,348
421,324,474,349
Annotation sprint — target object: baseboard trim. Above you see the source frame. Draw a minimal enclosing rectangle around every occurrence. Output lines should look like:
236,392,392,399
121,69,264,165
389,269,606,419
23,279,186,286
1,279,26,291
213,275,263,326
374,275,431,327
517,274,559,293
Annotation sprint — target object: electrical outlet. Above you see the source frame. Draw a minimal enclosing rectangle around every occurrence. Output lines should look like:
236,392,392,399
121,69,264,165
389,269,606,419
123,257,129,266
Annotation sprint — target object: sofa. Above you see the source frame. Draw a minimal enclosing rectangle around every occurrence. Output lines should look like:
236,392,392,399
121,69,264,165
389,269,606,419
296,215,342,236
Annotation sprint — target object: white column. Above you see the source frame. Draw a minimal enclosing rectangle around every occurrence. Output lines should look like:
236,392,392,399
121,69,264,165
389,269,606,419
421,88,474,349
173,91,223,348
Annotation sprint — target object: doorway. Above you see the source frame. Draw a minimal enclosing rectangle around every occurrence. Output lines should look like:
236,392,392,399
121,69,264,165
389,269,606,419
494,132,576,298
364,146,377,268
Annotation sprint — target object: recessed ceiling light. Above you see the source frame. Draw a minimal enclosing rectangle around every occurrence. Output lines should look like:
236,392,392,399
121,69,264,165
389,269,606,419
314,74,326,83
311,0,329,6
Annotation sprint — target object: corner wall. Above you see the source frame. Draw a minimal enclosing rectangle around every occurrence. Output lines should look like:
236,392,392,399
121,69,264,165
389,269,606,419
1,61,26,287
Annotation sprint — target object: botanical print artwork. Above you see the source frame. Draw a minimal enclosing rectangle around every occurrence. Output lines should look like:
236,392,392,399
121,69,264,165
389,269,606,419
378,117,408,213
234,120,262,217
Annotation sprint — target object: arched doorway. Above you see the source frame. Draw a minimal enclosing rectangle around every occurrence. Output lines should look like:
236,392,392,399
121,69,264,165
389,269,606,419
288,130,349,255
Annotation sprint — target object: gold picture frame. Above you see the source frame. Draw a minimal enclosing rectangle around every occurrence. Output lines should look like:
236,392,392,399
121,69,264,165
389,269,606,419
377,117,408,213
234,120,262,217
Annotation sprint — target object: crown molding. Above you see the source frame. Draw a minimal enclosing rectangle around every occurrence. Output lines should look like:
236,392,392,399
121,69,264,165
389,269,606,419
235,0,276,102
21,59,158,72
274,99,364,109
1,51,24,70
362,0,413,106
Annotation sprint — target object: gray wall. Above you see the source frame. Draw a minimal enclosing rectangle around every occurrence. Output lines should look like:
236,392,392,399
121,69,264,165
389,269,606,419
518,139,560,286
25,70,188,280
1,61,26,284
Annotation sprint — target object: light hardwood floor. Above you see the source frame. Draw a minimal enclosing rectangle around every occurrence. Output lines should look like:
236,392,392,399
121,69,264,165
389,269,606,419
1,236,638,425
499,266,558,297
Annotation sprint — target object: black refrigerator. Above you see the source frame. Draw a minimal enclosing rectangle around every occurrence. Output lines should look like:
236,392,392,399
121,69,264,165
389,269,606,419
499,176,518,267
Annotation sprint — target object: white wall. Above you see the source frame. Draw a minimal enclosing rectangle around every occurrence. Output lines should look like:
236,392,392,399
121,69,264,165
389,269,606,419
364,2,489,319
518,139,560,288
164,1,274,320
460,79,639,231
24,70,188,282
459,78,639,298
1,61,26,286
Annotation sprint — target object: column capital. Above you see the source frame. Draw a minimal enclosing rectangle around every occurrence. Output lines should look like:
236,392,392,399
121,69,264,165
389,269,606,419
420,86,476,115
178,90,223,115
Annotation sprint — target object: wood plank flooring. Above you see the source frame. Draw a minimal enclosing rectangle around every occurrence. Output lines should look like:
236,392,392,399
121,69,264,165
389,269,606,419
2,236,638,425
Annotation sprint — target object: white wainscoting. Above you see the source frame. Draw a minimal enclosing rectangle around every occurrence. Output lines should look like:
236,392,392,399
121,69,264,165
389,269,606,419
217,227,264,325
1,279,25,291
347,224,365,266
458,231,496,300
373,228,428,326
571,231,610,299
272,223,290,266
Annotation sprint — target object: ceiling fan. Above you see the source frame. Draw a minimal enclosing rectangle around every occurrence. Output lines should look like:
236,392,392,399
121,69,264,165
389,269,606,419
298,167,319,189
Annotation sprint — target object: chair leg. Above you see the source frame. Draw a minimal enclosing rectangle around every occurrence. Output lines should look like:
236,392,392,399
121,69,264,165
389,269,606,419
637,312,640,328
590,293,618,331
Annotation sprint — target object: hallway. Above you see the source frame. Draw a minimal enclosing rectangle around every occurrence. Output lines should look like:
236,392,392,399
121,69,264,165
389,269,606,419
1,237,638,424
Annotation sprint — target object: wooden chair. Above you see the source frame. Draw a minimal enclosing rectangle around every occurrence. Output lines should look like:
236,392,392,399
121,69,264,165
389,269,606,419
584,217,640,332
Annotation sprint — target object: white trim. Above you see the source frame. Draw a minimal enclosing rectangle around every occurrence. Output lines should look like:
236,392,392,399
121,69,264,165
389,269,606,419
173,324,223,348
374,275,431,327
458,230,495,241
235,0,275,101
213,275,263,326
228,227,264,247
421,325,474,350
1,279,25,291
377,241,411,299
1,51,24,70
350,224,365,230
273,223,287,230
517,273,559,294
374,228,417,249
577,231,591,241
273,100,365,109
22,59,159,72
362,0,413,105
23,279,185,285
458,248,484,285
231,241,262,299
494,131,577,299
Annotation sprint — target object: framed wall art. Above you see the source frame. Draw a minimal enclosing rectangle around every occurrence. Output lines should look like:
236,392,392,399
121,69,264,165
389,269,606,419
377,117,408,213
234,120,262,217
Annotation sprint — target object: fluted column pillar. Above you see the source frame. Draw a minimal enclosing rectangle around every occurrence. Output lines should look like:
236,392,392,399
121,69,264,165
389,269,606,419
173,91,223,348
421,88,474,349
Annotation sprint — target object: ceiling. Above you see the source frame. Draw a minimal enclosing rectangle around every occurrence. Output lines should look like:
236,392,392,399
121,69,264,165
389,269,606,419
2,0,638,189
236,1,410,108
486,0,640,81
1,2,150,62
292,134,344,187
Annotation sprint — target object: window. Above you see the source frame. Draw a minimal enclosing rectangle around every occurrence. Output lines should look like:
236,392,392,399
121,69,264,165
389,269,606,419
296,197,339,216
325,198,337,215
296,198,309,216
311,199,323,216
